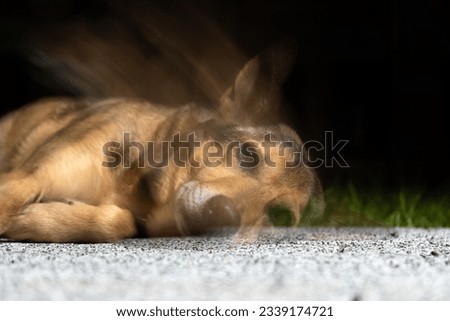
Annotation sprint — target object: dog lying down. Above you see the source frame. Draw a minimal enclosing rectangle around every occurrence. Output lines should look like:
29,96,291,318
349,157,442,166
0,39,323,242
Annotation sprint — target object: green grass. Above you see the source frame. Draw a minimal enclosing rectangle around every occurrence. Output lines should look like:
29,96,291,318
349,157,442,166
302,183,450,228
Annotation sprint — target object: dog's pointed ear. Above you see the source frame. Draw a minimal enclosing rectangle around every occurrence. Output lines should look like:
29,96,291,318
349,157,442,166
220,37,297,125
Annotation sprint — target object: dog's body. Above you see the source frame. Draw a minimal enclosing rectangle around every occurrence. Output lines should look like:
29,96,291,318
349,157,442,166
0,39,322,242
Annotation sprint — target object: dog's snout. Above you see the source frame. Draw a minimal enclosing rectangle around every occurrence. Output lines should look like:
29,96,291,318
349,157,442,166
177,185,241,235
202,195,241,230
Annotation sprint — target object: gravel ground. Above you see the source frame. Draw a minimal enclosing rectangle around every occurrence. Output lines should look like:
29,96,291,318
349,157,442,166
1,227,449,300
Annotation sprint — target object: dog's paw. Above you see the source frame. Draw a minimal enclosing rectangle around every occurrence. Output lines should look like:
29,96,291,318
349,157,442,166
4,203,56,241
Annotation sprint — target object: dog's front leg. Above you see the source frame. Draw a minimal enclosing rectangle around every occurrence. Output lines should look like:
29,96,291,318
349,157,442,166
0,173,41,235
4,201,137,242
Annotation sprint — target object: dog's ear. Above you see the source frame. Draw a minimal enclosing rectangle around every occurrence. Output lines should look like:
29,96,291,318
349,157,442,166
220,37,297,125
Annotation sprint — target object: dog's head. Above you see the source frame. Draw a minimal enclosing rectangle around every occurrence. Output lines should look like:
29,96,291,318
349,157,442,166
171,38,324,237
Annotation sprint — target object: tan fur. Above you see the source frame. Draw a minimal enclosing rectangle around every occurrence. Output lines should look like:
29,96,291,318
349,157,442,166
0,39,323,242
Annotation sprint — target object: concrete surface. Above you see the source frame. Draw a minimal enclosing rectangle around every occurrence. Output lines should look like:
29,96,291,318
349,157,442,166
1,227,449,300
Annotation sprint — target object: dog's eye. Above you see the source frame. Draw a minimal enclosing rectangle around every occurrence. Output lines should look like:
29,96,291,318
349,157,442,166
239,142,260,169
266,206,294,227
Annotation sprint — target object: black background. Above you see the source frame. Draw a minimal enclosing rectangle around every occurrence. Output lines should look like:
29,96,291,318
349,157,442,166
1,0,449,190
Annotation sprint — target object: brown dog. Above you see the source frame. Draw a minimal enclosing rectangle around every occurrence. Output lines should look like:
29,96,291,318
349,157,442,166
0,39,323,242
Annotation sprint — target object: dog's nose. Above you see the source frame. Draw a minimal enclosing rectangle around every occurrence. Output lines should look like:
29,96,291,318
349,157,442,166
183,194,241,235
202,195,241,231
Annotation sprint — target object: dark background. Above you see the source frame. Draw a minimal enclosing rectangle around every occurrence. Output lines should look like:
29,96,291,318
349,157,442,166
1,0,449,190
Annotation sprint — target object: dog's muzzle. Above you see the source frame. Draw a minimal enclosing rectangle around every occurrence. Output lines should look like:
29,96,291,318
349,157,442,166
175,181,241,235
